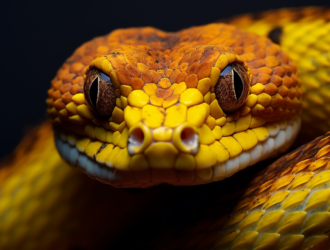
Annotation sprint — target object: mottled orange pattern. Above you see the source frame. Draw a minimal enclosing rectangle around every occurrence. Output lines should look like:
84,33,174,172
47,24,301,130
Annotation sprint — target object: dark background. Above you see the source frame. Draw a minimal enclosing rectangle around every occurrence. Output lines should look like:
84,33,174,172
1,0,329,159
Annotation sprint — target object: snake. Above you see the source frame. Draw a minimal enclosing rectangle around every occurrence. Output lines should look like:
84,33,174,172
1,6,330,250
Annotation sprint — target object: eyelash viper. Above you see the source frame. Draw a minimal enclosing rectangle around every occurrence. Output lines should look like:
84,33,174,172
0,6,329,250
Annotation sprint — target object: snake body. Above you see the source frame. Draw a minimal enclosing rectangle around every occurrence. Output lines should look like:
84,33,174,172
0,6,330,250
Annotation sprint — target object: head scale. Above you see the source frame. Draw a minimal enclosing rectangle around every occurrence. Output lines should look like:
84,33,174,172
47,24,302,187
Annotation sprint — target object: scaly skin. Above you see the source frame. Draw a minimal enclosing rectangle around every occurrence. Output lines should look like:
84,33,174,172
139,131,330,250
48,23,302,187
0,6,329,250
225,6,330,139
0,123,173,250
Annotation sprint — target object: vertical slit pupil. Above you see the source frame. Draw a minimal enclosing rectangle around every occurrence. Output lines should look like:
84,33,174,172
233,70,243,100
90,77,99,108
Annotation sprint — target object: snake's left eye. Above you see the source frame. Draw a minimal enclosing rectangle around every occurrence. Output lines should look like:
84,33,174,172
84,68,116,117
215,63,250,113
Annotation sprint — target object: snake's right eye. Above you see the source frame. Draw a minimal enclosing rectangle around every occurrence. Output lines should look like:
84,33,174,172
84,68,116,117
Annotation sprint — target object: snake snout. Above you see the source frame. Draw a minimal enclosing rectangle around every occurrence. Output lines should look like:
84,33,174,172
127,122,200,156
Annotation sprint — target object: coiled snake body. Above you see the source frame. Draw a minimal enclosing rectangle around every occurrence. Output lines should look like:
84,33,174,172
1,6,330,250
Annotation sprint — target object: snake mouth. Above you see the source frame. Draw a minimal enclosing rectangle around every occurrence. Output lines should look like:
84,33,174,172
54,116,301,188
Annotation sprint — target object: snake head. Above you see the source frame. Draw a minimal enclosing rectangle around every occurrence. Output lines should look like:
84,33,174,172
47,24,302,187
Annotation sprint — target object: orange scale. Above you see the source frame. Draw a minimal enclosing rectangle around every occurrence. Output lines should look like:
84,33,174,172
187,53,202,66
70,85,83,95
131,78,145,90
244,44,255,53
309,158,330,172
271,75,283,87
278,86,289,97
222,39,237,47
51,80,63,90
124,54,138,66
256,73,271,84
196,62,212,80
71,76,84,86
265,56,280,67
250,69,258,76
186,74,198,88
52,90,62,100
258,67,273,75
54,99,66,110
283,76,294,89
156,88,173,99
170,69,181,83
282,65,293,75
62,73,76,83
287,88,297,99
179,54,191,64
318,136,330,148
60,83,71,94
176,72,188,83
108,54,127,69
254,49,266,60
135,54,148,64
169,61,179,69
270,175,295,192
265,45,279,57
141,72,154,83
242,52,255,62
125,64,141,77
62,92,73,104
157,69,165,78
265,83,278,96
200,50,220,65
165,69,173,78
249,59,266,68
277,52,289,64
315,145,330,159
158,78,171,89
70,62,85,73
187,62,199,75
116,69,132,86
178,62,189,72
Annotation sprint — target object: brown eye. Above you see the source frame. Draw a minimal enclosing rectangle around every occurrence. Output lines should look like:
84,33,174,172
215,63,250,113
84,68,116,117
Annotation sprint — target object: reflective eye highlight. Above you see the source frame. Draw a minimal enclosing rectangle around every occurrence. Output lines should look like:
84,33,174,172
215,63,250,113
89,77,99,108
84,69,116,117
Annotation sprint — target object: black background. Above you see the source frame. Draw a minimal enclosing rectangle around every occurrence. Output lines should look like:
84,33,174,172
1,0,329,159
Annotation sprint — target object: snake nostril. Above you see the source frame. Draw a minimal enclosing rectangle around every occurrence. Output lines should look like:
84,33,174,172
128,124,152,155
129,128,144,147
181,127,197,148
173,123,199,154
